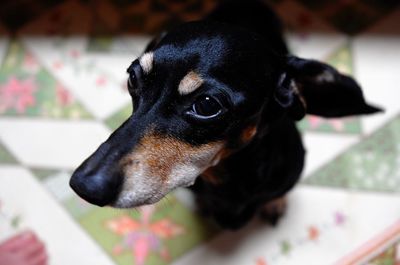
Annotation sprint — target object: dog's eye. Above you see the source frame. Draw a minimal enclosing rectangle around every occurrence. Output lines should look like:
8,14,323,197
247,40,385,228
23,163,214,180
127,72,135,88
192,96,222,118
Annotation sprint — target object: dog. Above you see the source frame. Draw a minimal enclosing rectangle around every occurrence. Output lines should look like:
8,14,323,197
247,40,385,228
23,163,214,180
70,0,381,229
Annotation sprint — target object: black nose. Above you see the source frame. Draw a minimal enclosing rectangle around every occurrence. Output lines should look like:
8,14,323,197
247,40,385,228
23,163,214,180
70,161,122,207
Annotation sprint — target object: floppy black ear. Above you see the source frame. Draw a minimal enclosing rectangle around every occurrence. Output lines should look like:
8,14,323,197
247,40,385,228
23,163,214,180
274,56,382,119
144,31,167,53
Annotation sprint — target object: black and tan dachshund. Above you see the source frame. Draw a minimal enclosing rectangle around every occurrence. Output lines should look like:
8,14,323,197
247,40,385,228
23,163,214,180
70,0,381,229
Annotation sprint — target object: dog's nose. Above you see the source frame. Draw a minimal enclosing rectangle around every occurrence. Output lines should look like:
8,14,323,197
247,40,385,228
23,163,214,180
69,164,122,207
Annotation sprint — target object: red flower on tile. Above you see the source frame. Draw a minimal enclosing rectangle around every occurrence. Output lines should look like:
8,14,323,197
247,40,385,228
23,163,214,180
0,77,37,113
308,226,320,241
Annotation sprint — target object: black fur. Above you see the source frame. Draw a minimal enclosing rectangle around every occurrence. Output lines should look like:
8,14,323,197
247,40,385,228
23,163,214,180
70,0,382,229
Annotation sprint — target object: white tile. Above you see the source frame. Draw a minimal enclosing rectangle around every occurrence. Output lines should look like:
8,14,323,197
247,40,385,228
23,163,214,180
0,118,111,169
0,165,115,265
43,171,74,201
287,33,346,61
173,186,400,265
353,36,400,134
302,132,359,177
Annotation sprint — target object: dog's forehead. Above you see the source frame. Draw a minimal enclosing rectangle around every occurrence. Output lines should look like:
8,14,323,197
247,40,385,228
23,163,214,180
152,21,268,70
153,37,229,71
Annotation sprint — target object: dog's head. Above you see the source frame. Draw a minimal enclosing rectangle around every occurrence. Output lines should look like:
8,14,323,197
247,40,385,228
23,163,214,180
70,21,381,208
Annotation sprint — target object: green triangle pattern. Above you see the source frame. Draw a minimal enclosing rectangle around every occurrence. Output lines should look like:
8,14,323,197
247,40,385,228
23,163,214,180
303,114,400,193
105,104,132,130
367,240,399,264
0,141,18,164
0,41,93,119
30,167,60,181
297,42,362,134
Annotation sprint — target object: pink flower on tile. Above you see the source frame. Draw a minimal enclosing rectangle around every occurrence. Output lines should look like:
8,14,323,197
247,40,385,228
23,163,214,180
106,205,184,265
53,61,64,70
96,76,107,87
308,115,344,132
22,52,39,73
0,77,37,113
334,211,346,226
255,257,268,265
56,83,73,106
69,49,80,59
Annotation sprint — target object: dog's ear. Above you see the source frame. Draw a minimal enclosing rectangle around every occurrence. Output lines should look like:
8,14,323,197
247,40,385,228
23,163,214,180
144,31,167,53
274,56,382,120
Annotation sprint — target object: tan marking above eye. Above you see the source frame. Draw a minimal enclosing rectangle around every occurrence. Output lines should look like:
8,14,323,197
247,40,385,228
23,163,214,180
139,52,154,74
178,71,204,95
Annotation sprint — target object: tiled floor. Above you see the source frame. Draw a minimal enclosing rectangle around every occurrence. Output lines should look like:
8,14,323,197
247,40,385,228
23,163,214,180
0,1,400,265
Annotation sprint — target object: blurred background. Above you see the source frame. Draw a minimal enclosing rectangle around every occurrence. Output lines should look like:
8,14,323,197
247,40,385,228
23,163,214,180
0,0,399,264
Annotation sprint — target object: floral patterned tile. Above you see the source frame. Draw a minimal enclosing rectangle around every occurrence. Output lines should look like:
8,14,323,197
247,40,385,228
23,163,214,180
303,114,400,193
23,37,132,119
0,41,92,120
0,166,116,265
175,186,400,265
87,36,150,55
79,196,218,265
29,167,219,265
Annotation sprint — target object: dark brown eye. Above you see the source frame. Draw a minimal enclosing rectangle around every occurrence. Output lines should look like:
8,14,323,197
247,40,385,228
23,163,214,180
192,96,222,118
127,75,135,92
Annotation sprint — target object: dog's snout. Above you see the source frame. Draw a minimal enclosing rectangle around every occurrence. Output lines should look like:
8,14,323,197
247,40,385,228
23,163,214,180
69,143,123,207
70,165,122,206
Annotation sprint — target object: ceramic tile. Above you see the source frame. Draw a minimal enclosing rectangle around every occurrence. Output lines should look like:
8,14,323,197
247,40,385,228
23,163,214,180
304,114,400,193
173,186,400,265
0,118,110,169
302,132,358,177
0,165,116,265
287,33,346,61
353,35,400,135
0,41,93,119
22,37,132,119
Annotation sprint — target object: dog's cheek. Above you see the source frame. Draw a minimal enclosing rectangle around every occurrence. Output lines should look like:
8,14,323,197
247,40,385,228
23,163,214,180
114,133,224,208
241,125,258,144
165,142,225,189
